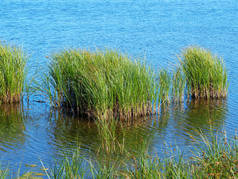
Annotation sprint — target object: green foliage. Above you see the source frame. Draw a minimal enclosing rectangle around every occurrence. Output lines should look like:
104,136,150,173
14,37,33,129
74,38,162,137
42,49,158,119
0,167,9,179
172,67,186,102
1,119,237,178
180,47,228,99
48,151,86,179
191,132,238,178
0,42,26,103
40,131,237,178
158,69,171,104
37,46,229,117
127,132,238,178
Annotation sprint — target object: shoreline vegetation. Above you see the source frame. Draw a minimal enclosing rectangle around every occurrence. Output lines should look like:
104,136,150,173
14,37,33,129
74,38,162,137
0,127,237,178
0,41,228,114
0,42,26,104
0,42,233,178
47,130,238,178
37,46,228,119
39,50,158,120
180,47,228,99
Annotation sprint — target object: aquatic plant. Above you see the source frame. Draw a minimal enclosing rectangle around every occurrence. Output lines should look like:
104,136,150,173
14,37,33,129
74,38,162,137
172,67,186,102
47,150,86,179
191,131,238,178
180,47,228,99
158,69,171,104
41,49,158,120
0,166,8,179
39,130,237,178
127,131,238,178
0,42,26,103
1,123,237,178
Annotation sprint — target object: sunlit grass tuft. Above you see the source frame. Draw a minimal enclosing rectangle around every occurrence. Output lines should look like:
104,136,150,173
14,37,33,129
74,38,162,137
158,69,171,104
180,47,228,99
0,42,26,103
40,49,158,120
172,67,186,102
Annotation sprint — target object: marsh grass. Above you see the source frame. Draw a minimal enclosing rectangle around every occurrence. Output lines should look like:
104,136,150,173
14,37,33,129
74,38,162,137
180,47,228,99
48,151,86,179
38,129,238,179
0,166,8,179
1,120,237,178
0,42,26,104
127,131,238,178
40,49,158,120
158,69,171,104
191,131,238,178
36,46,230,119
172,67,186,102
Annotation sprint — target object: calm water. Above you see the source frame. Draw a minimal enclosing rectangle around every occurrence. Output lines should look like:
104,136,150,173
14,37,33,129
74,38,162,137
0,0,238,175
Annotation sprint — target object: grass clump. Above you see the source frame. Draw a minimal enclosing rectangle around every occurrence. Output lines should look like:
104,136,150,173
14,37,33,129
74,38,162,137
191,132,238,178
158,69,171,104
43,49,158,120
172,67,186,102
180,47,228,99
0,42,26,104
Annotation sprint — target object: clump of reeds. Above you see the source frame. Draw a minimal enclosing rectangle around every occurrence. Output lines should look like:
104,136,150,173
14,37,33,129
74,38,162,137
180,47,228,99
158,69,171,104
42,49,158,120
0,42,26,103
172,67,186,102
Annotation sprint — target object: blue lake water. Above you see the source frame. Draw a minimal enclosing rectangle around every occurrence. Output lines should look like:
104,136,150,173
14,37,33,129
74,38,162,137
0,0,238,175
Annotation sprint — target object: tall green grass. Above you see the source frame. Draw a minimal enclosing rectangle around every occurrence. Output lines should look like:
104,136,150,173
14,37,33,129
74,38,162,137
180,47,228,99
41,49,158,120
39,130,237,178
158,69,171,104
1,118,237,178
0,42,26,103
37,46,229,118
0,167,8,179
172,67,186,102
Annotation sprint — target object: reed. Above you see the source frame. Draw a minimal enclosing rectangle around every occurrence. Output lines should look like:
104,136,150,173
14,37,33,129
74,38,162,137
42,49,158,120
49,150,86,179
158,69,171,104
1,128,237,178
127,131,238,178
0,42,26,103
180,47,228,99
39,131,237,178
0,167,8,179
172,67,186,102
191,131,238,178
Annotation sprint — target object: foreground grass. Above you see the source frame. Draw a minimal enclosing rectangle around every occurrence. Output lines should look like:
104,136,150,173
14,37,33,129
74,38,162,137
45,132,237,179
39,49,158,120
0,42,26,104
2,127,236,179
